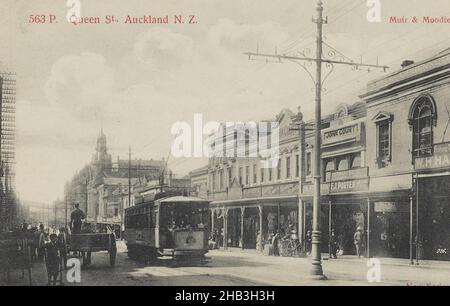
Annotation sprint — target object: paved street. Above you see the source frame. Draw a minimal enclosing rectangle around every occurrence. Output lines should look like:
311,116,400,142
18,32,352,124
2,241,450,286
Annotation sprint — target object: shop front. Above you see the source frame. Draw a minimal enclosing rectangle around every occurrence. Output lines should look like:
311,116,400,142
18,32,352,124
415,142,450,261
418,176,450,260
301,177,370,256
370,200,411,259
210,197,300,251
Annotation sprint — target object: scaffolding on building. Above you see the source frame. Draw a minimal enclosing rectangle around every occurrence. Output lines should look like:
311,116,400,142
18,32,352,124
0,72,17,231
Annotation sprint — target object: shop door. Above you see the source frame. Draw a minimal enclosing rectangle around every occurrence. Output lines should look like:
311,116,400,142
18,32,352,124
372,212,410,258
330,204,366,255
243,207,259,249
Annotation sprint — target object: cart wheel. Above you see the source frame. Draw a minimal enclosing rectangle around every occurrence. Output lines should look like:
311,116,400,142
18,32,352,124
110,248,117,267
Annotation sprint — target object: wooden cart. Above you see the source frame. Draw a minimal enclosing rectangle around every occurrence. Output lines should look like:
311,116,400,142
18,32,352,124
69,233,117,267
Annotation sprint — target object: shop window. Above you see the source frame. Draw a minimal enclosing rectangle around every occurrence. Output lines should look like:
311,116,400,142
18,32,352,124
277,158,282,180
408,95,437,158
373,112,394,167
286,157,291,179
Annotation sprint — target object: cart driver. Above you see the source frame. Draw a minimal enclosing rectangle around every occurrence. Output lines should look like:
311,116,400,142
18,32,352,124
70,203,86,234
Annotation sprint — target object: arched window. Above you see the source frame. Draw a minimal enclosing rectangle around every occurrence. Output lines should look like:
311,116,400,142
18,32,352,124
409,95,437,157
337,158,349,171
351,154,361,169
325,160,335,172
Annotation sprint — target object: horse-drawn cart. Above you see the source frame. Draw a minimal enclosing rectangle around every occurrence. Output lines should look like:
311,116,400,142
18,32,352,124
69,233,117,267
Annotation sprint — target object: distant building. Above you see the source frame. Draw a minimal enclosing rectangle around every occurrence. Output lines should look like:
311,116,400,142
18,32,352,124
64,129,166,234
189,166,208,199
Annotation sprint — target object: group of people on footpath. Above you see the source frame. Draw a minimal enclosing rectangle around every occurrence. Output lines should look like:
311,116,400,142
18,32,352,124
329,226,366,259
269,225,366,259
18,203,86,285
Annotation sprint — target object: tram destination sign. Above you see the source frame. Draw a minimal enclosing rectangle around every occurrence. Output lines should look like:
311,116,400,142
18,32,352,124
415,142,450,170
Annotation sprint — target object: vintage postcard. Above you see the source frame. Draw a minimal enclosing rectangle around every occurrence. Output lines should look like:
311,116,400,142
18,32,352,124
1,0,450,293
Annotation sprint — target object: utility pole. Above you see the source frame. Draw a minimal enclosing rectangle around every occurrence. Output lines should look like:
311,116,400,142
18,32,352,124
245,0,388,279
85,177,88,224
65,196,68,229
125,145,131,239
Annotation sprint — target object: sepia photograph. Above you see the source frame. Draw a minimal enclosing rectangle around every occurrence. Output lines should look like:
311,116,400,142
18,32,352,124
1,0,450,294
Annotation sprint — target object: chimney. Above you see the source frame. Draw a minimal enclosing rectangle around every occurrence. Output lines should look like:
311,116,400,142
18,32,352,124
401,60,415,68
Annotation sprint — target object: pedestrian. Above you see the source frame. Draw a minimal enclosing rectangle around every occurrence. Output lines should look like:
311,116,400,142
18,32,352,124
305,230,312,255
271,232,280,256
37,224,47,262
70,203,86,234
30,226,38,261
57,228,68,270
354,226,364,258
256,231,264,251
44,234,62,286
329,229,338,259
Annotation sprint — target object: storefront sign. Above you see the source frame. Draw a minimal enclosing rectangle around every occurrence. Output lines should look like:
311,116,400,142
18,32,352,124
322,122,362,147
415,142,450,170
301,182,330,195
329,178,369,194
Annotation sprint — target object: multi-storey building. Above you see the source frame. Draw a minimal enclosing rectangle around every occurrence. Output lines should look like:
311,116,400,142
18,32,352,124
196,103,368,253
191,47,450,261
189,166,208,199
0,72,16,231
361,48,450,260
65,130,166,234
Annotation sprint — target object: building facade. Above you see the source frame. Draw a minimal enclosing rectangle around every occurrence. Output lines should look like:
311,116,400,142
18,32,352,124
198,103,369,254
361,48,450,260
189,166,209,199
192,48,450,261
0,72,17,231
64,130,166,234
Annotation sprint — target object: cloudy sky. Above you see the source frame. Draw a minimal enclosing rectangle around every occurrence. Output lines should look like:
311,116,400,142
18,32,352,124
1,0,449,204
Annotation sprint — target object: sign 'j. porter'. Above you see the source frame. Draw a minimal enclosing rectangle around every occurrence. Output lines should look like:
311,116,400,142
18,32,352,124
415,142,450,170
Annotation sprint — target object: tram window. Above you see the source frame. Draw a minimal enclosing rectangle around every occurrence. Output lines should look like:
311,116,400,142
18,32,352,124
162,204,209,230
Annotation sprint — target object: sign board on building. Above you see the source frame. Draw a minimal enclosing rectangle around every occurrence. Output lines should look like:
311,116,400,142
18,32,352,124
329,178,369,194
321,122,362,147
374,202,409,213
415,142,450,171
